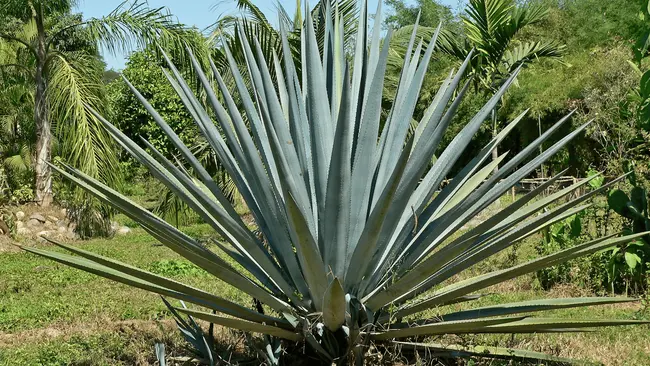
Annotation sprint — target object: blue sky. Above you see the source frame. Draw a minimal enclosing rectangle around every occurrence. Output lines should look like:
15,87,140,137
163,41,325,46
75,0,460,70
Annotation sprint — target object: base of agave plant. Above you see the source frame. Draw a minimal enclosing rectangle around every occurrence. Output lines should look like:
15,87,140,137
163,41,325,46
295,294,374,365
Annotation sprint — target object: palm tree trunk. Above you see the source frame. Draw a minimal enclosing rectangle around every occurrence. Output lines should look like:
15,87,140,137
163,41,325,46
33,5,52,207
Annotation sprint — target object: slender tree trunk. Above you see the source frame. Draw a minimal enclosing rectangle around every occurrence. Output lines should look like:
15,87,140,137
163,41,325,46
490,107,502,208
33,6,52,207
491,108,499,174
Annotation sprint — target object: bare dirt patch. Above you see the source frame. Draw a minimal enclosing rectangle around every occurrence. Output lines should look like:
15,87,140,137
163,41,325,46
512,332,650,366
0,318,173,349
0,316,246,352
0,235,20,253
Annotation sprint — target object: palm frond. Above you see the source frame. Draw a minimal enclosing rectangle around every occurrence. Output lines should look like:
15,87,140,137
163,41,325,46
2,143,31,172
231,0,272,27
508,2,548,36
46,51,119,187
440,0,563,93
275,0,296,32
503,40,565,72
463,0,513,60
72,1,210,68
209,0,358,83
313,0,359,50
436,28,472,60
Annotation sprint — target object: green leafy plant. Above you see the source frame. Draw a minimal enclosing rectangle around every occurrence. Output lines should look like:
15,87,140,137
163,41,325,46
150,259,206,277
587,168,605,189
536,212,583,290
606,184,650,293
0,168,8,204
0,206,15,236
621,0,650,160
21,2,650,364
63,201,113,240
633,0,650,64
8,184,34,204
439,0,564,91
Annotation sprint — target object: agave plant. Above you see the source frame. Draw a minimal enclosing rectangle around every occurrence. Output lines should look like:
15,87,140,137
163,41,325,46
22,1,649,364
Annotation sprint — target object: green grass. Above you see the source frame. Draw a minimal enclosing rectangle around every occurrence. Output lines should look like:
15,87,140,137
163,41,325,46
1,217,649,365
0,328,178,366
0,225,254,365
0,225,250,334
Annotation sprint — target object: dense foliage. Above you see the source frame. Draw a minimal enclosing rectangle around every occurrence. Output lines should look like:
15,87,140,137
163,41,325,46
0,0,206,208
106,49,200,157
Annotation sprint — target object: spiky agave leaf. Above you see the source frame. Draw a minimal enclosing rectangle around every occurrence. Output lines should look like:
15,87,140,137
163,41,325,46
26,1,649,364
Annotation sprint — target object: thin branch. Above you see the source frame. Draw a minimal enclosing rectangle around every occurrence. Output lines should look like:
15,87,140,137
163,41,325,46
0,33,37,57
0,63,35,82
45,20,88,51
0,63,33,74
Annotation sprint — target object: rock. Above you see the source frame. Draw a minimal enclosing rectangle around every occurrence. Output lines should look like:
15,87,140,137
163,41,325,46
44,221,54,229
17,227,31,235
57,226,67,233
15,211,25,220
60,208,67,217
117,226,131,235
47,215,58,222
0,220,8,235
16,221,24,229
29,213,46,223
56,220,66,228
27,219,42,227
65,231,79,240
36,231,56,243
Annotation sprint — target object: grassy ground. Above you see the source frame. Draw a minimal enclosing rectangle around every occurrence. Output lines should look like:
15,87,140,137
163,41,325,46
0,224,253,365
1,211,649,365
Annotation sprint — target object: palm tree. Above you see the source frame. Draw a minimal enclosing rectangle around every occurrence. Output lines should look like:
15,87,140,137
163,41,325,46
0,0,205,206
210,0,429,80
438,0,564,170
208,0,360,81
0,31,34,199
0,77,34,186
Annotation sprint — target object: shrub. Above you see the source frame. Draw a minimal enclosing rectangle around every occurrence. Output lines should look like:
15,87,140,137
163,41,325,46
536,213,583,290
9,184,34,204
604,181,650,293
65,201,114,239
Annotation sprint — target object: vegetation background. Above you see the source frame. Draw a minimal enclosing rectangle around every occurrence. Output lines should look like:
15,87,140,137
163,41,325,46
2,0,650,364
